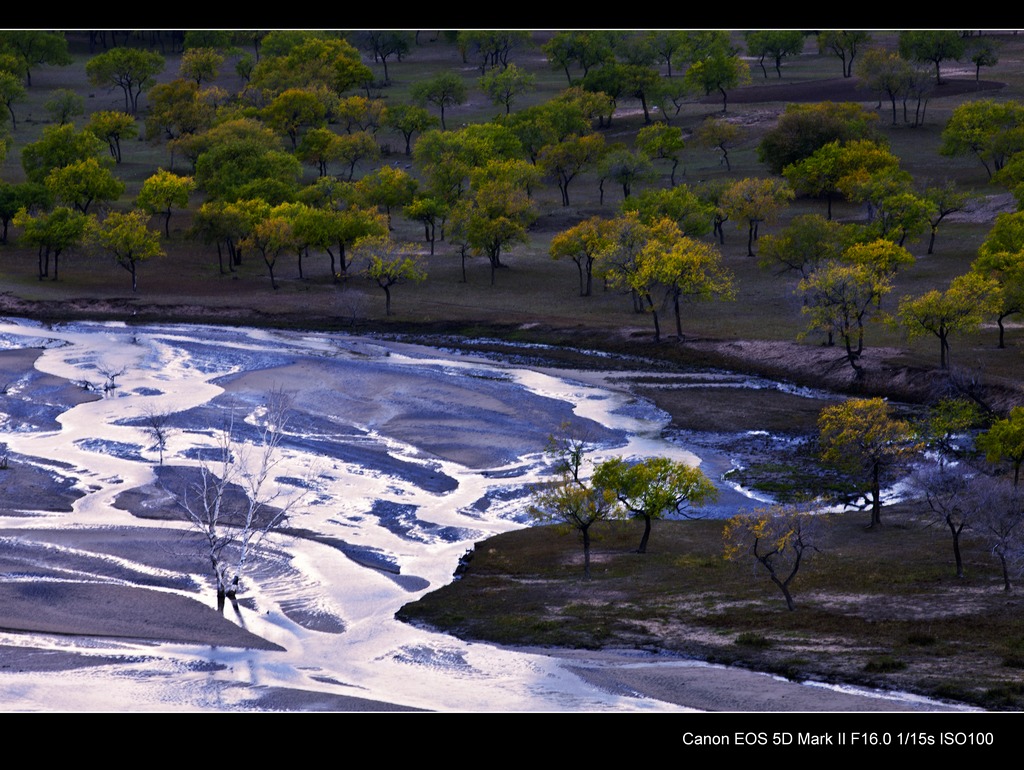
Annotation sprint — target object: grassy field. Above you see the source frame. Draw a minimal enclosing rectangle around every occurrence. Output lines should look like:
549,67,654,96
2,30,1024,711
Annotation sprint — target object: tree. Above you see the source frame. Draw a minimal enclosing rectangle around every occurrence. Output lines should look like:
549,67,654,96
353,165,418,229
448,177,535,285
975,478,1024,591
14,205,87,281
180,390,308,612
88,209,165,292
45,157,125,215
261,87,328,149
404,195,448,257
358,31,412,85
745,30,806,79
0,30,71,86
757,101,883,175
898,30,966,86
410,72,467,130
85,47,165,115
896,272,1001,369
479,63,536,115
21,123,106,184
923,181,971,255
538,132,605,207
0,70,25,130
973,211,1024,348
383,103,437,156
621,185,715,237
782,138,899,220
908,462,988,579
817,30,872,78
0,180,48,243
637,233,735,341
249,34,372,97
758,213,852,279
683,46,750,112
137,169,195,237
635,123,685,186
86,110,138,165
240,209,293,290
549,216,615,297
978,407,1024,488
966,36,1000,82
354,234,427,316
179,46,224,85
798,260,890,375
599,147,655,202
542,31,615,84
720,177,794,257
334,130,381,181
939,99,1024,180
723,505,821,610
592,456,717,554
692,117,740,173
43,88,84,125
817,397,918,527
529,428,619,580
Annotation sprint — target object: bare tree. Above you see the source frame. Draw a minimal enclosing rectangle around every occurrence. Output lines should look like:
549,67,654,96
976,477,1024,592
909,462,988,578
141,407,173,466
180,391,308,613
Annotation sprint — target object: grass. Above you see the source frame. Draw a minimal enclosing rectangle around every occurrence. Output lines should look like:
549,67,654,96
397,504,1024,711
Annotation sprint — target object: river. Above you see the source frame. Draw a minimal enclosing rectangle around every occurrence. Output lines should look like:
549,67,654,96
0,318,954,712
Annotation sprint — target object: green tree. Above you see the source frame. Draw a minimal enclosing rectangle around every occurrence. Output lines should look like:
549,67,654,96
14,205,87,281
896,272,1001,369
621,184,715,238
404,195,449,257
538,132,605,207
817,30,872,78
542,31,615,84
358,31,412,85
966,36,1000,82
817,397,918,527
45,157,125,215
723,505,821,610
798,260,890,374
88,209,164,292
43,88,84,125
137,169,195,237
757,101,883,175
599,147,655,202
334,130,381,182
0,30,70,86
240,209,293,290
86,110,138,165
898,30,965,85
635,123,686,186
353,165,418,229
261,87,329,149
179,47,224,85
0,180,48,243
974,210,1024,348
479,63,536,115
448,177,535,285
530,429,620,580
923,181,971,255
637,232,735,341
250,35,372,97
0,70,25,130
549,215,615,297
21,123,105,184
410,72,467,130
692,116,741,172
683,46,750,112
85,47,165,115
940,99,1024,180
782,138,899,220
720,177,795,257
978,407,1024,487
745,30,806,79
383,103,437,156
758,213,853,279
353,234,427,316
592,455,718,554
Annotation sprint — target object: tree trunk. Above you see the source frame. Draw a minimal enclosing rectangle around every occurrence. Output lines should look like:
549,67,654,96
636,514,652,553
582,525,591,580
869,462,882,527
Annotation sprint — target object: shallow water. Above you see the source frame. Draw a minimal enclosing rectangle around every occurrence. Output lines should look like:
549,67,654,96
0,318,938,712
